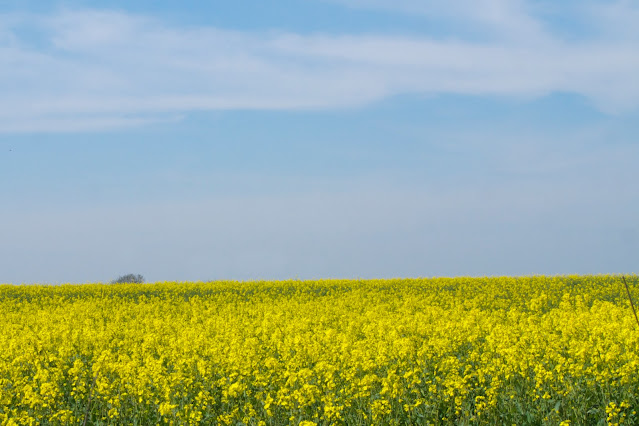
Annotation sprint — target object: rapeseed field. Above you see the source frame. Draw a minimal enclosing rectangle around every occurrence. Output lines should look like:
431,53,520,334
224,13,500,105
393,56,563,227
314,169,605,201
1,275,638,425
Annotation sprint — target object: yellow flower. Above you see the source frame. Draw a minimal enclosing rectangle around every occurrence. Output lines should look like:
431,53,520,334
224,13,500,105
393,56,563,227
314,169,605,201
1,275,637,424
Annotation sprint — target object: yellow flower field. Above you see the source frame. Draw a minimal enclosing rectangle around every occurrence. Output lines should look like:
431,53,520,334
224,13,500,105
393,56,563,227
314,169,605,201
1,275,638,425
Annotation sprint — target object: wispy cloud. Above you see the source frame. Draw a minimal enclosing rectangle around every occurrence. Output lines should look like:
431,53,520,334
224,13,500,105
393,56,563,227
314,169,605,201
325,0,639,41
584,0,639,41
0,2,638,133
325,0,550,43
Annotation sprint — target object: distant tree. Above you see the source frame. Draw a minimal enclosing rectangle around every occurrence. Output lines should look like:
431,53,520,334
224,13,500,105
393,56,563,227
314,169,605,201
110,273,145,284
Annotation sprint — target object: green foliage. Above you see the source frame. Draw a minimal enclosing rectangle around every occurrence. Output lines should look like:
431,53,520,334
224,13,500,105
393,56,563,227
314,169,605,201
110,273,144,284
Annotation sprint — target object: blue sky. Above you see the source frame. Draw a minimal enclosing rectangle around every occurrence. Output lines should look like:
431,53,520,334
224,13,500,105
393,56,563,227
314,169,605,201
0,0,638,283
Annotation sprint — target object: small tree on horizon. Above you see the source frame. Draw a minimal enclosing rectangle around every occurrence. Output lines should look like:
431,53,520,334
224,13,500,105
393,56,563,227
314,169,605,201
110,273,145,284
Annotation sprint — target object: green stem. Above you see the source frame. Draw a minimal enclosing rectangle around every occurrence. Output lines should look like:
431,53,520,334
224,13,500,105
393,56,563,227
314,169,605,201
622,276,639,328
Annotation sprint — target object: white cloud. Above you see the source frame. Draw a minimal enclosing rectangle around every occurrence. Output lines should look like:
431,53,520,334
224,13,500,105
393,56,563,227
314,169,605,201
0,4,638,132
583,0,639,41
326,0,550,43
326,0,639,42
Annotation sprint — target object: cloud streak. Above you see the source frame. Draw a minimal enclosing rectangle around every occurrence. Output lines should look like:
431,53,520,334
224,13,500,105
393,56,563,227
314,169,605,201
325,0,551,43
0,3,638,132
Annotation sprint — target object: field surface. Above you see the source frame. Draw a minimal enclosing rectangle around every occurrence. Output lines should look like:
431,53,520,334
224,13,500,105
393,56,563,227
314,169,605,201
1,276,639,425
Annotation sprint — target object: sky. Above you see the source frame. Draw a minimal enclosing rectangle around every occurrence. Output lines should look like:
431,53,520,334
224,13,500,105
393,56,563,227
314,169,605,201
0,0,638,284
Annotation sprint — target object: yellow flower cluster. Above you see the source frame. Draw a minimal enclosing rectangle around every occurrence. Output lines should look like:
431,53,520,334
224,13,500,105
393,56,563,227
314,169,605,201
1,275,638,425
